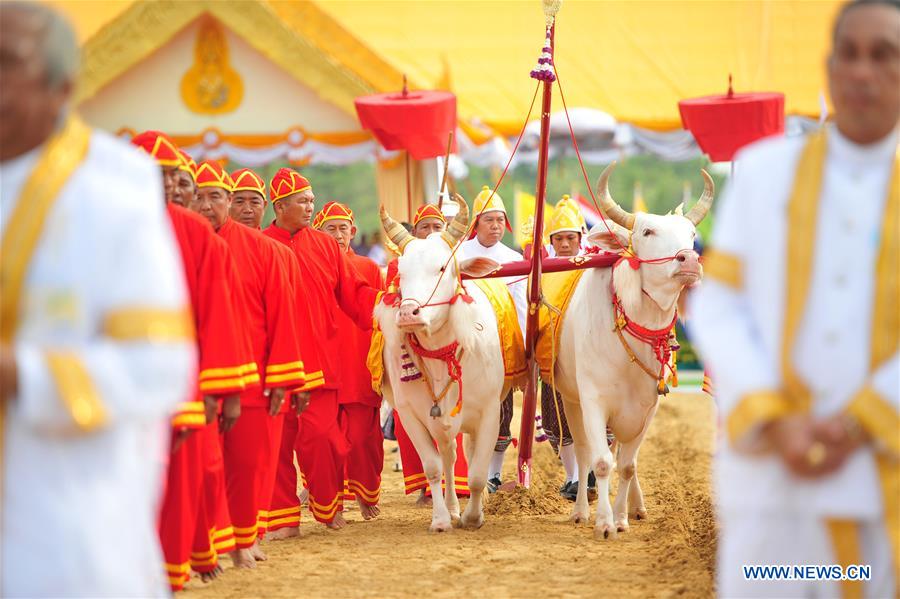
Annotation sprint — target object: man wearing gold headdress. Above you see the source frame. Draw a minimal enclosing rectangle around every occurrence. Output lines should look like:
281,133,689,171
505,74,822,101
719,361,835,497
459,186,526,491
530,196,597,500
691,1,899,596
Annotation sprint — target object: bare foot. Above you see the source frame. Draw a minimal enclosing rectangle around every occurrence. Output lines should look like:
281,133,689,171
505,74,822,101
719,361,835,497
230,548,257,569
415,490,432,507
326,512,347,530
198,564,223,583
266,526,299,541
298,488,309,506
358,500,381,520
249,541,267,562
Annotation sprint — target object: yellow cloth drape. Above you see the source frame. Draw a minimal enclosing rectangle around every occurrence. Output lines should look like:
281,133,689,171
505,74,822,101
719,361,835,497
535,269,586,383
471,279,527,388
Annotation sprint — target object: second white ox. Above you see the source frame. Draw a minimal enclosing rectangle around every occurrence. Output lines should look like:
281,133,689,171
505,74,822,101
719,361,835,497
552,163,713,539
376,197,512,532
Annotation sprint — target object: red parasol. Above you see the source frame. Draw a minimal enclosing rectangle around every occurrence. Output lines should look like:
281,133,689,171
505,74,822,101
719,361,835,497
678,77,784,162
355,86,457,160
355,81,457,219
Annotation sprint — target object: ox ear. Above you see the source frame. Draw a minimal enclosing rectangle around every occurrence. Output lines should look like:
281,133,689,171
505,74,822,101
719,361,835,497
458,257,502,278
587,222,629,251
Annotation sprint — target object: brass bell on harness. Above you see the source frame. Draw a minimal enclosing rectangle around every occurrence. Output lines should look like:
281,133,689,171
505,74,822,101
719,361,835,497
657,380,670,396
430,404,442,418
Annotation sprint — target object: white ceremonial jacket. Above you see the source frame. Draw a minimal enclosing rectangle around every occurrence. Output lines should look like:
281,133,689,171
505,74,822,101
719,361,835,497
459,237,528,336
0,125,195,597
689,125,898,520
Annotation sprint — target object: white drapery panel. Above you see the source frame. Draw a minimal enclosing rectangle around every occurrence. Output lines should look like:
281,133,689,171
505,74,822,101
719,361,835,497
119,115,818,169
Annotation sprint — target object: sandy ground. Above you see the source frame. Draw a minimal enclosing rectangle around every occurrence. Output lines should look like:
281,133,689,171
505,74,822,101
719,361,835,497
183,392,717,598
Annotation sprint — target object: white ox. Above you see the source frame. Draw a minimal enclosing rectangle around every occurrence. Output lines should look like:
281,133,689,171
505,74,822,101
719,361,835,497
552,162,713,539
376,197,510,532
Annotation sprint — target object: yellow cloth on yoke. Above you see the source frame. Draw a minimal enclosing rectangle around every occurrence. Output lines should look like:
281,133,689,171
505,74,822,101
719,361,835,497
471,278,527,389
535,269,586,383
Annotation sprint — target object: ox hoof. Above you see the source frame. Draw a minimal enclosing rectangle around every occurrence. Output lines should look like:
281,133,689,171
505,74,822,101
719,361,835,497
630,508,648,521
594,524,618,540
570,512,590,525
430,520,453,533
615,518,629,533
459,513,484,530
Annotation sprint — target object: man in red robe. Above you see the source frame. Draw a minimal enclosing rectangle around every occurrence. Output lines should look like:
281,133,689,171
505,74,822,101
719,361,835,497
229,167,327,543
314,202,386,519
263,168,379,530
384,204,470,504
190,160,305,568
230,169,327,541
130,132,251,589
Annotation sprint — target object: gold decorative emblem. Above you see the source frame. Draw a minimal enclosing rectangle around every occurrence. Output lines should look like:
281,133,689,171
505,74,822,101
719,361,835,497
180,17,243,115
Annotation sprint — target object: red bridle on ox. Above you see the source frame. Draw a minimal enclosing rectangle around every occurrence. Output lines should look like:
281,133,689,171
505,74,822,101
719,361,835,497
384,268,473,418
608,244,693,395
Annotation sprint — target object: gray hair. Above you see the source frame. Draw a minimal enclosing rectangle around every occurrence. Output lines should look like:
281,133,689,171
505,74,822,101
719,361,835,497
2,2,80,89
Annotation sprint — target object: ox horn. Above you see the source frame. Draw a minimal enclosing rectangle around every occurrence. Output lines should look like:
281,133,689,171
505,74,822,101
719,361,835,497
596,162,635,230
685,169,715,225
440,193,470,247
379,205,414,254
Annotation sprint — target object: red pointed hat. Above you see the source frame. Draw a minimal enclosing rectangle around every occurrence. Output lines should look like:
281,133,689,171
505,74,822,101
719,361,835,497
176,149,196,179
269,167,311,202
231,168,266,198
313,201,354,230
131,130,182,167
195,160,234,190
413,204,446,226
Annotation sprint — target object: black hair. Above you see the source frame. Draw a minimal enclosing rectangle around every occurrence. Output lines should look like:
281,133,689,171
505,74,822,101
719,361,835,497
833,0,900,43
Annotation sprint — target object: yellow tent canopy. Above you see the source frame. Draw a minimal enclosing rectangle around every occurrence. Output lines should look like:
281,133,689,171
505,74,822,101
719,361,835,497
318,0,842,132
49,0,842,134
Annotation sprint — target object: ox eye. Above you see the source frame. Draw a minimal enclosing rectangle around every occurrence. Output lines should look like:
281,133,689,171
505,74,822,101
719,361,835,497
642,229,654,237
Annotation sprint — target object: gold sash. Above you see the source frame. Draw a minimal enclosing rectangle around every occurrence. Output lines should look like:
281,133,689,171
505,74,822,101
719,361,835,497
785,130,899,586
0,117,92,506
535,269,586,382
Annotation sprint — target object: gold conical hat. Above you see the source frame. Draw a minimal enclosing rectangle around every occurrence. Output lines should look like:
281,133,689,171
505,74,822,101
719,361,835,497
473,185,507,216
546,195,584,241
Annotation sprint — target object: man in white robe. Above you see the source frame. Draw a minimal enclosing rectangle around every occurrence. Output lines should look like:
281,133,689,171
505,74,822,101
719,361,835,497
458,186,526,490
690,1,899,597
0,4,195,596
